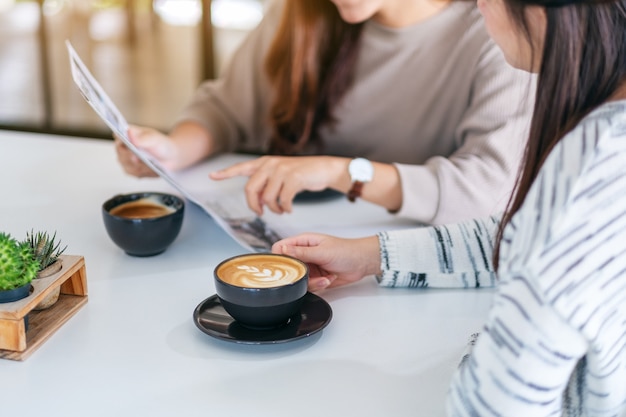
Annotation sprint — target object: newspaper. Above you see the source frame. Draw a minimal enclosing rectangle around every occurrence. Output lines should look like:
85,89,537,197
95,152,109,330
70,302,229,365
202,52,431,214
66,40,281,252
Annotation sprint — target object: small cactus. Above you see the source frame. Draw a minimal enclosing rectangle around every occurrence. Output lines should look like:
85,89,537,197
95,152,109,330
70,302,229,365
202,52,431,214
0,232,39,291
25,230,67,271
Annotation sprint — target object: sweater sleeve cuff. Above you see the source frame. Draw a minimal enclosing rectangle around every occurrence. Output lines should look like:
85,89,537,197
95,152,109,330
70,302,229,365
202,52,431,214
393,163,440,223
375,229,430,287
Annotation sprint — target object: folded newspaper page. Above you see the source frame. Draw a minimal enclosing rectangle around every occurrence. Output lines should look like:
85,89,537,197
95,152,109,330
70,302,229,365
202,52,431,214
66,41,281,252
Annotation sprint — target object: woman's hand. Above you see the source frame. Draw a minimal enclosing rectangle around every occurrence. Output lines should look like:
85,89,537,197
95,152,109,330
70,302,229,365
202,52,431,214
272,233,381,292
114,125,179,177
210,155,350,215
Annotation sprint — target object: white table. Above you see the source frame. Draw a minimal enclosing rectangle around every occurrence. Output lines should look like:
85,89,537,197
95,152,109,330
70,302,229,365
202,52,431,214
0,130,494,417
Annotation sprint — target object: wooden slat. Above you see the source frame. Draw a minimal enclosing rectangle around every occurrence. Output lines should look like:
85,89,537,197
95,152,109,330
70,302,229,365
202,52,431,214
0,295,88,361
0,318,26,352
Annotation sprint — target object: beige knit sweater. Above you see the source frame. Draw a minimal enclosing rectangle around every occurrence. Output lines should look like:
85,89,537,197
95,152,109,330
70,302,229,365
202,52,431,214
177,0,535,224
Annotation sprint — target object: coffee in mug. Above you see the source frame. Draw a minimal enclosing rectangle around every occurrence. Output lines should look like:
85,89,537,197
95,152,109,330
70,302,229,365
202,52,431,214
102,192,185,257
216,254,306,288
109,198,174,219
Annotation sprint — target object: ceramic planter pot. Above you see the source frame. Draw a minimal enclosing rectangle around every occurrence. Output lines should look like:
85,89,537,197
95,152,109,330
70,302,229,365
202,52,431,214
33,260,63,311
0,282,31,304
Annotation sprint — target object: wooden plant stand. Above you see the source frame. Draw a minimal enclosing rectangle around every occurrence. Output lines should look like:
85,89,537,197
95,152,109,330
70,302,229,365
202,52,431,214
0,255,88,361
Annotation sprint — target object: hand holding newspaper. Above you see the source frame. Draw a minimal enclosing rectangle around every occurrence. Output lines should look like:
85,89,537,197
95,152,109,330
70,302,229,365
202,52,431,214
66,41,281,252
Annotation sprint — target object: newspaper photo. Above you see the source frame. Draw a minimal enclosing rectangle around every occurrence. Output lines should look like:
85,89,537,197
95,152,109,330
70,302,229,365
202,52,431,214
66,40,281,252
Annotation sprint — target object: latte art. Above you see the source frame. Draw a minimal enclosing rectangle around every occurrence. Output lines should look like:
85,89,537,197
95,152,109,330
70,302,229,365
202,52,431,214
217,254,306,288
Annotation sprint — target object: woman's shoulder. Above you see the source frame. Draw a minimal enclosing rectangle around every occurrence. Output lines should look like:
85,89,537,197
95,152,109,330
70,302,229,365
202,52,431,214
567,100,626,152
525,101,626,327
537,100,626,199
262,0,285,21
243,0,283,33
585,99,626,126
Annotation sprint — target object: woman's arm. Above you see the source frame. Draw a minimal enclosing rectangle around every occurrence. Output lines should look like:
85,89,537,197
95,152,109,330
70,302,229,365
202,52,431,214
115,1,286,177
272,233,382,292
273,216,501,292
376,216,500,288
396,40,535,224
174,0,285,155
115,121,219,176
208,155,403,215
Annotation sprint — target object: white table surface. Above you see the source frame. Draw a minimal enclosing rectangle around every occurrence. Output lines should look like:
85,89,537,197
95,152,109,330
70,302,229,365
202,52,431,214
0,130,494,417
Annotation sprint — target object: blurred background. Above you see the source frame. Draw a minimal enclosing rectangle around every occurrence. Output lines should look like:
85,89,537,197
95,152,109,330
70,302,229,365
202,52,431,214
0,0,267,138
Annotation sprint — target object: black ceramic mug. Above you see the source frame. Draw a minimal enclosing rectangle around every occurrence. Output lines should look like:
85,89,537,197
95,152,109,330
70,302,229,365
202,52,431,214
214,253,309,329
102,191,185,256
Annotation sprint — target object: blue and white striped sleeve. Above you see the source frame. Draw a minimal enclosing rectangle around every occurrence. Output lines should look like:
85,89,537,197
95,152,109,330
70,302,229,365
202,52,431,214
376,216,500,288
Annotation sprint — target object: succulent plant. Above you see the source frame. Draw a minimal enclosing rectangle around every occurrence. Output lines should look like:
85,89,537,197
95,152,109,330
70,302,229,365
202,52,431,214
25,230,67,271
0,232,39,291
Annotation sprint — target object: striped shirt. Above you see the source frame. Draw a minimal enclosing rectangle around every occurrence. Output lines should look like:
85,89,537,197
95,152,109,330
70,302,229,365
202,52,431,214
377,100,626,416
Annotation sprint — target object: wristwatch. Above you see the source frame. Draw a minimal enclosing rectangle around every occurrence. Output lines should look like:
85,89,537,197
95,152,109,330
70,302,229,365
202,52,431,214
347,157,373,202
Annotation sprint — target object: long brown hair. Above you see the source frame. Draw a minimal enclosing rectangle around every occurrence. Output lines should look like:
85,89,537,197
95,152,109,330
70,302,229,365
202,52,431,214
264,0,364,155
493,0,626,269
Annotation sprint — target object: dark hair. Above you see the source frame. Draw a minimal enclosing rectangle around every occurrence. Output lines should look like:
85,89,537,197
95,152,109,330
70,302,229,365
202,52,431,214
493,0,626,269
264,0,364,155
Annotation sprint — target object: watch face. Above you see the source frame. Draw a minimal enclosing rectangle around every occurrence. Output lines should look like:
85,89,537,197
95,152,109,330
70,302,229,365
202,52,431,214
349,158,373,182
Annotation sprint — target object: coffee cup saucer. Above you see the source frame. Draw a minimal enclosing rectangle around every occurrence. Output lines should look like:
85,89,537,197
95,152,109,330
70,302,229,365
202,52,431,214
193,292,332,345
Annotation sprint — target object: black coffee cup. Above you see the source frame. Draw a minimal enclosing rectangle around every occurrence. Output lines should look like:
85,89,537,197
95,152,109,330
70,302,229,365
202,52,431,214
102,191,184,256
214,253,309,329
